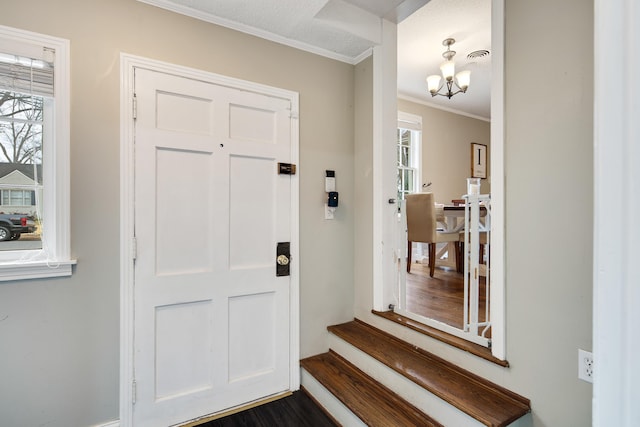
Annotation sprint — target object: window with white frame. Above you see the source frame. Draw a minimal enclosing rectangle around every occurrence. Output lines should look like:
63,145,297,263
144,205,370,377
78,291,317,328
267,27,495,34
0,25,73,280
397,112,422,202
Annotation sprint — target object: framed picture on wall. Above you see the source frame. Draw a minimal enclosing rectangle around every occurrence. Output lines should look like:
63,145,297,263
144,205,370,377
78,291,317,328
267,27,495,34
471,143,487,178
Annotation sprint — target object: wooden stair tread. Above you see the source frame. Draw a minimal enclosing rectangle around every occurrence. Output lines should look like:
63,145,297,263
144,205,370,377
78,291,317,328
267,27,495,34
301,350,443,427
372,309,509,367
328,319,531,427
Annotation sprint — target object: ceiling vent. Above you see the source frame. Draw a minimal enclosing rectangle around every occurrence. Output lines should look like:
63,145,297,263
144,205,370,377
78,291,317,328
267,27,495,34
467,50,490,60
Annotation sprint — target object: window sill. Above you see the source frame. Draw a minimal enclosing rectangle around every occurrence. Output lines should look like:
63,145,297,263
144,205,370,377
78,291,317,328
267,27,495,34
0,259,76,282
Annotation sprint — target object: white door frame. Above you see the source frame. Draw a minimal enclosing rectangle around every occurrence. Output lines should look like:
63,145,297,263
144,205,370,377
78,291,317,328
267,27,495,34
118,53,300,427
593,0,640,424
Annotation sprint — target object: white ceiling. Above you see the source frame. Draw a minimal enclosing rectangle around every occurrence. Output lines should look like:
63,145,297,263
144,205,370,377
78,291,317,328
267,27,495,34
139,0,491,119
398,0,491,119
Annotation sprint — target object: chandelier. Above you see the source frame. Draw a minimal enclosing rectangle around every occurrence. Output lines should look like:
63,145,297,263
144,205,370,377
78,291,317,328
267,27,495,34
426,38,471,99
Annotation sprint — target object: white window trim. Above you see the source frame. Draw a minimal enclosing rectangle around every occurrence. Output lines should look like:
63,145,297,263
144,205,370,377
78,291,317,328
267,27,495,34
0,25,74,281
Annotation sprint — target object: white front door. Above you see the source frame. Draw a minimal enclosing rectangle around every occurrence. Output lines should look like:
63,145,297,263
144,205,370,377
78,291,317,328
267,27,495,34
131,67,297,427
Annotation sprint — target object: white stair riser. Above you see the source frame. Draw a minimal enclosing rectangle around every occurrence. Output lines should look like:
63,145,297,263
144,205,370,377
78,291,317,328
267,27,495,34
328,333,484,427
300,369,367,427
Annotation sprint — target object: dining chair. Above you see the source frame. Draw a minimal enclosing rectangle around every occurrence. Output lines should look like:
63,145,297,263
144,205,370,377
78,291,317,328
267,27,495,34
406,193,460,277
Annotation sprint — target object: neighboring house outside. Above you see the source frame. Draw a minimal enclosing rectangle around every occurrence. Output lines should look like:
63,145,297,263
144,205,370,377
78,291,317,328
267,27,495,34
0,163,42,217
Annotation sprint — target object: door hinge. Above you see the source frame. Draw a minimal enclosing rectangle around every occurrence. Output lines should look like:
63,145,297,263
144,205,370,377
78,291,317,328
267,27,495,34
132,94,137,120
132,379,137,404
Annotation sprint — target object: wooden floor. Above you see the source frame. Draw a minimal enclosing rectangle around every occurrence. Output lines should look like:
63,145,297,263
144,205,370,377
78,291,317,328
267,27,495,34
197,391,337,427
405,263,490,335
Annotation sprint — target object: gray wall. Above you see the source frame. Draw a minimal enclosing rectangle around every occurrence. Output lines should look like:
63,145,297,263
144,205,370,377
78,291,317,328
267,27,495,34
397,99,491,202
0,1,355,425
503,0,594,424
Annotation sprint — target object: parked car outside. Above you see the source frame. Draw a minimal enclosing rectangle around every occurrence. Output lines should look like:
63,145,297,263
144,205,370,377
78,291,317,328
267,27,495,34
0,213,37,241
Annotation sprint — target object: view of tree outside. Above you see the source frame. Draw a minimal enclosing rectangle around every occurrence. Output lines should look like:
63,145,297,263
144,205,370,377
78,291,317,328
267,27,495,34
0,91,43,163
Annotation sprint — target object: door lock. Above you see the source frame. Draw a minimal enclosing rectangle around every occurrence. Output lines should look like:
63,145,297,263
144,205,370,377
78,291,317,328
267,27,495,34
276,242,290,276
277,254,289,266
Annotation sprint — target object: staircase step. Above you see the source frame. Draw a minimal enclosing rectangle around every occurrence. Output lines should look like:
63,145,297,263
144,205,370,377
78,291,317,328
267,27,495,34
328,319,530,427
301,350,443,427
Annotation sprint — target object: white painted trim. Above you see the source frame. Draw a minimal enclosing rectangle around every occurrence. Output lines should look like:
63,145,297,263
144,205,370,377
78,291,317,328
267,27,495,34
397,110,422,130
353,48,374,65
488,0,505,361
288,86,301,392
0,260,75,281
119,54,136,427
593,1,640,425
372,20,398,311
372,30,383,311
137,0,362,65
119,53,300,427
398,93,491,123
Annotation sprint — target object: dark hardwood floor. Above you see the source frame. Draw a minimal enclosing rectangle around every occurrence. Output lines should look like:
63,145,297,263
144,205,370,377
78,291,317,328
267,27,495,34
405,263,490,335
197,391,337,427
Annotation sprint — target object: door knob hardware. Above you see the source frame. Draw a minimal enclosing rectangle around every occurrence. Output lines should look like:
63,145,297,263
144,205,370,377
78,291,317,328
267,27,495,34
277,254,290,266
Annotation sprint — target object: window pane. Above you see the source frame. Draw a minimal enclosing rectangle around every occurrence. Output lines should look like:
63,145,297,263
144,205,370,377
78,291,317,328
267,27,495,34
0,89,43,248
396,125,420,201
400,129,411,146
400,146,410,167
10,190,22,205
403,169,414,192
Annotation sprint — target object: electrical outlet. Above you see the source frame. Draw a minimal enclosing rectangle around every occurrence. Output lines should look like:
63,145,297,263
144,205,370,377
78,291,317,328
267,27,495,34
578,349,594,383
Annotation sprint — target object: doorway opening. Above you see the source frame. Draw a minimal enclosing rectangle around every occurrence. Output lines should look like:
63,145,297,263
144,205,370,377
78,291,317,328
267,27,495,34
379,0,505,359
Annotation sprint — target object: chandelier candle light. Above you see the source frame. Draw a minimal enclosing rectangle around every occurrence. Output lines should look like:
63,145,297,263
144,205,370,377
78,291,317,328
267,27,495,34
426,38,471,99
